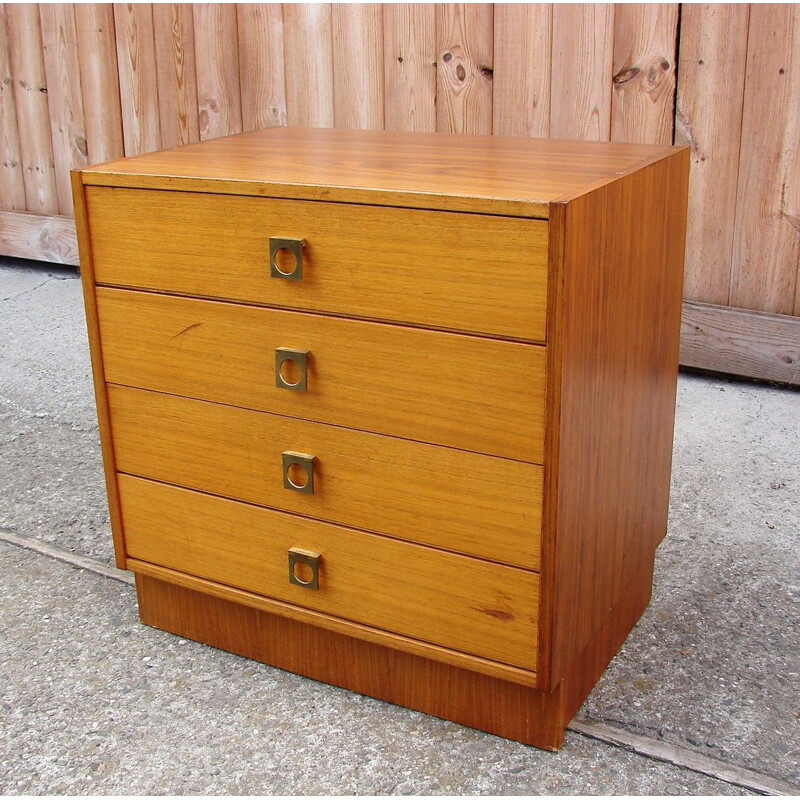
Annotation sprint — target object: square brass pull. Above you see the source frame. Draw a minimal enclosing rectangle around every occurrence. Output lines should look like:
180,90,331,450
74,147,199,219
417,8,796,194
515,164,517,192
275,347,309,392
269,236,306,280
282,451,316,494
288,547,321,590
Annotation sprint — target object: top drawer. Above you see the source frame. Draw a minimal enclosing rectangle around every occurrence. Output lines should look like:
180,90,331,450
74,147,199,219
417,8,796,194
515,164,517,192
85,187,549,341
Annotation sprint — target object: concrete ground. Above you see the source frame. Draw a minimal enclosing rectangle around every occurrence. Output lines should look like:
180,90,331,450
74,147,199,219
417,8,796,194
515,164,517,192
1,259,798,795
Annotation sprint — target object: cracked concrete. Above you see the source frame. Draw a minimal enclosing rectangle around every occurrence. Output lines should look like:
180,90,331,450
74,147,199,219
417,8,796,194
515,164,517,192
1,259,799,794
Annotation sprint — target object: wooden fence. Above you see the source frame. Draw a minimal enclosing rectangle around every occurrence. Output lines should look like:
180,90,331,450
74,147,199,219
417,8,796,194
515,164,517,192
1,3,798,383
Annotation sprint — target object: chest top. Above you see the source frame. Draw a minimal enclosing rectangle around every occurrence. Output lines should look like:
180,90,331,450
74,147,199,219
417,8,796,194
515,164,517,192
79,126,681,218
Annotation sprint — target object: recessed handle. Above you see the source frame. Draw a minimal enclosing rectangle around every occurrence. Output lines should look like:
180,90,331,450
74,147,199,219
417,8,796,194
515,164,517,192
275,347,309,392
282,451,316,494
288,547,321,590
269,236,306,280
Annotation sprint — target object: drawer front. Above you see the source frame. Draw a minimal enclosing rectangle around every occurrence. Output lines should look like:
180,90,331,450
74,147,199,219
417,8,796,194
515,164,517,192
97,288,545,463
86,187,549,341
119,475,539,670
108,386,542,569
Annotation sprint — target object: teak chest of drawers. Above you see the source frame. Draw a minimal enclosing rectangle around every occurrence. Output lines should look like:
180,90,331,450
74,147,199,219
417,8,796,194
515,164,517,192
74,127,689,750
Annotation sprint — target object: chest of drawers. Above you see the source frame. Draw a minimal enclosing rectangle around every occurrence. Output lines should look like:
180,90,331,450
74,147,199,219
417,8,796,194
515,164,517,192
73,127,688,750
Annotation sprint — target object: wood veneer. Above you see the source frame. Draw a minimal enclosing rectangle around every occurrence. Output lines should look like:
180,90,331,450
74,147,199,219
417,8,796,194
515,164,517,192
95,287,546,462
108,385,543,568
74,127,689,749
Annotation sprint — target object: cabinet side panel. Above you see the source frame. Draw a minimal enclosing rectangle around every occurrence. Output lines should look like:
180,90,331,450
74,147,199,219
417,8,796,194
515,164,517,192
70,171,127,569
548,150,689,689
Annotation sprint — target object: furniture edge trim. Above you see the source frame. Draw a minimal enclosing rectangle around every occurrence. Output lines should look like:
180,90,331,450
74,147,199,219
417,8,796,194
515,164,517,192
554,145,690,205
71,171,128,569
537,199,569,692
0,210,79,266
126,558,540,688
680,300,800,386
76,171,551,220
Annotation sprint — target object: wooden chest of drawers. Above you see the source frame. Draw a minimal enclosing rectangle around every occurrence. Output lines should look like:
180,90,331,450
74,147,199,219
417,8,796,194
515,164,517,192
73,127,689,750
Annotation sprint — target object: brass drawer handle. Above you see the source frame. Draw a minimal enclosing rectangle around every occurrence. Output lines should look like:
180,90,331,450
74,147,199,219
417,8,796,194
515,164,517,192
269,236,306,281
288,547,321,590
282,451,316,494
275,347,309,392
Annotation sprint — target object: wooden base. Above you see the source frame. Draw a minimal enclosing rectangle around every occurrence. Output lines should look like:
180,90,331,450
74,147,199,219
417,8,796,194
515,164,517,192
680,300,800,386
0,210,79,265
135,565,655,750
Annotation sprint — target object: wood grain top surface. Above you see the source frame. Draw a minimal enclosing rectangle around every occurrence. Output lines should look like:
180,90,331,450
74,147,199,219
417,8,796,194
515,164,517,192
79,126,683,217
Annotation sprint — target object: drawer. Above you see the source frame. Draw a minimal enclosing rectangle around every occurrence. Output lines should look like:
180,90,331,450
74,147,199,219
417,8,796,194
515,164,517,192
97,288,545,463
85,187,549,341
108,386,542,569
118,475,539,670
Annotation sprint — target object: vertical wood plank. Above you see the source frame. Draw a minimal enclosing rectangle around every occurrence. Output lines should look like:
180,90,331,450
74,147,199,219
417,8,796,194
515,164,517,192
383,4,436,132
551,4,614,141
492,4,551,138
730,4,800,315
435,3,493,135
0,4,26,210
332,3,383,130
192,4,242,140
114,3,161,156
611,4,678,145
676,4,749,305
39,3,88,216
153,3,199,148
5,3,58,214
236,3,286,131
75,3,124,164
283,3,334,127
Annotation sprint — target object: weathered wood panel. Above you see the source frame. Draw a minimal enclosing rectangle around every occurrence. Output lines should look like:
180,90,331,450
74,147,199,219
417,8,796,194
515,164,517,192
0,209,77,264
681,301,800,386
332,3,383,130
193,3,242,140
283,3,334,127
730,4,800,316
39,4,88,215
0,4,27,211
551,4,614,141
237,3,286,131
611,4,678,145
676,4,749,305
383,3,436,132
5,3,58,214
74,3,124,164
436,3,493,135
114,3,161,156
492,4,551,138
153,3,200,147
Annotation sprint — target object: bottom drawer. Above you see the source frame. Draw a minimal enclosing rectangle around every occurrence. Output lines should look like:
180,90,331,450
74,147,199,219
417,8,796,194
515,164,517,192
118,475,539,671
